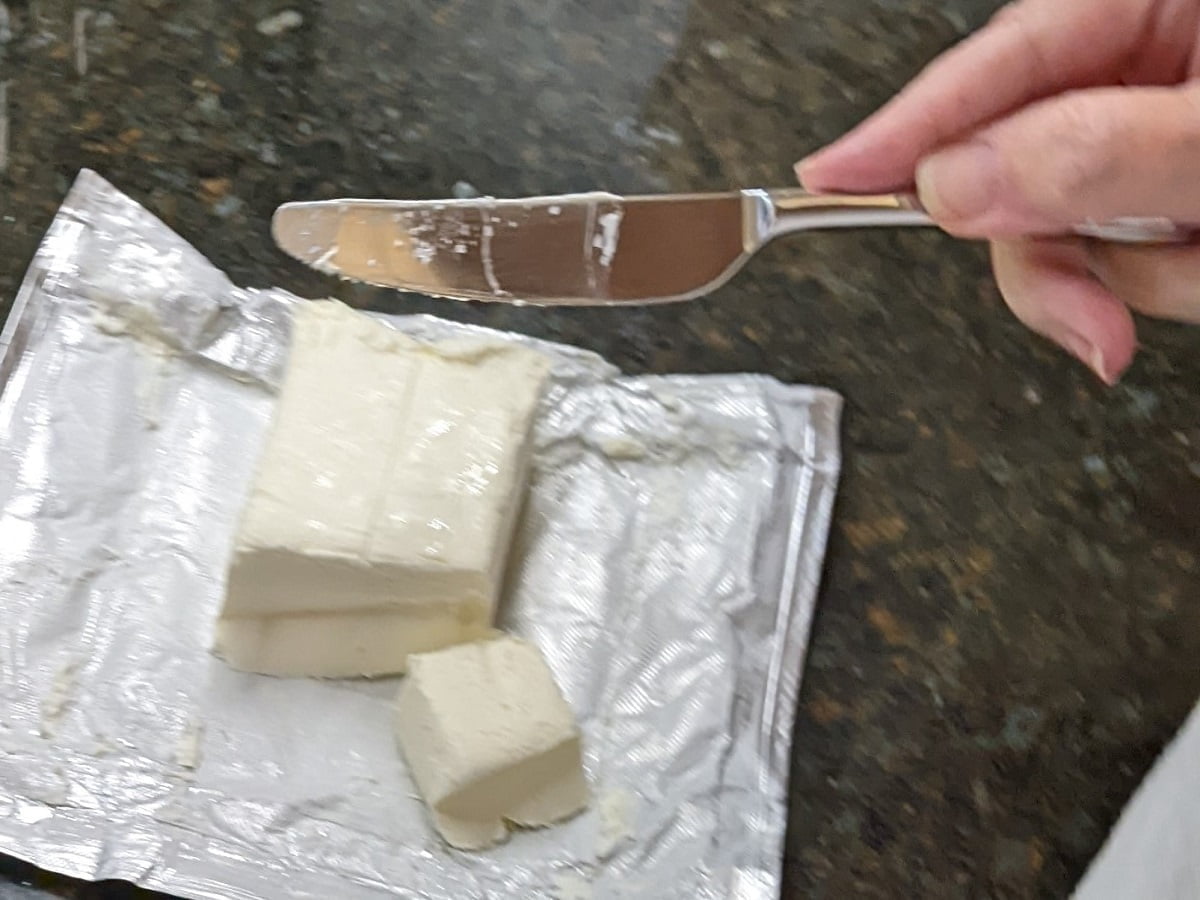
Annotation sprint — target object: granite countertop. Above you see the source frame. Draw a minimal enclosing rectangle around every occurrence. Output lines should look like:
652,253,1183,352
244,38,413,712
2,0,1199,897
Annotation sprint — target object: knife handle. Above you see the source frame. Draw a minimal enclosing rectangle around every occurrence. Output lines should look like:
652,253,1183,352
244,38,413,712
749,189,1193,245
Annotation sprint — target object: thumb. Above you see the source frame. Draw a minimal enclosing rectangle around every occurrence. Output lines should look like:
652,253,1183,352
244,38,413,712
915,84,1200,238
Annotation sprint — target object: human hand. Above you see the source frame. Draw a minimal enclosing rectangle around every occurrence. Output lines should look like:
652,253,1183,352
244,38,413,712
797,0,1200,384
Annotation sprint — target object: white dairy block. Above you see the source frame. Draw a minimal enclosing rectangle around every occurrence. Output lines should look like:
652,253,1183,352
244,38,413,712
215,300,551,677
395,636,589,850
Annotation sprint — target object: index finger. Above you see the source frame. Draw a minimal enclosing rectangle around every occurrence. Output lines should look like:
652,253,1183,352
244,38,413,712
797,0,1152,193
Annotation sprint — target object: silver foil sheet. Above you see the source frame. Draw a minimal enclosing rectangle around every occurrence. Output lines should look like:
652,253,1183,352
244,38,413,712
0,171,842,900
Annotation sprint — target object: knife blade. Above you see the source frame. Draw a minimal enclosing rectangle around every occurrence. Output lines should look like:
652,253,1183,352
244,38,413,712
272,191,758,306
272,190,1190,306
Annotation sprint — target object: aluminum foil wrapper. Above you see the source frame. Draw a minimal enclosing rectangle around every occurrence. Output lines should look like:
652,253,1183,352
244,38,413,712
0,171,842,900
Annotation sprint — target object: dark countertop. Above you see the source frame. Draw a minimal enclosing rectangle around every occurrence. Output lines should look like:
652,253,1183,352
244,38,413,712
1,1,1198,897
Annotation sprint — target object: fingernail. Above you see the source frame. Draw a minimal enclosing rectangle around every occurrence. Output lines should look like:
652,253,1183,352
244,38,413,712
1056,331,1118,386
916,141,1000,225
1090,344,1122,386
794,156,820,189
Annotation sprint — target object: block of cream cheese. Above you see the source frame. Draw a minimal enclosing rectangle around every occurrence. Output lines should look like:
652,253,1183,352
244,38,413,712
215,300,551,677
395,636,589,849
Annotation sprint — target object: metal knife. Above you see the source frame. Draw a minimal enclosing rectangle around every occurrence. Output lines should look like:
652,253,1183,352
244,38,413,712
272,189,1189,306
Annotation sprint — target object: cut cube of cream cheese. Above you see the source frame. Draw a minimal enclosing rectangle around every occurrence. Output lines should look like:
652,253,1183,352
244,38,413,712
395,636,589,850
215,300,551,677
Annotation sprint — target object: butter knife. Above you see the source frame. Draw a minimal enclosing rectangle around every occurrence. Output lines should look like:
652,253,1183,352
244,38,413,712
272,189,1189,306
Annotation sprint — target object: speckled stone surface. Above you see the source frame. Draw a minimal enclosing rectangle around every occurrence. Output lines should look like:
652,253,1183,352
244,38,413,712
1,1,1199,897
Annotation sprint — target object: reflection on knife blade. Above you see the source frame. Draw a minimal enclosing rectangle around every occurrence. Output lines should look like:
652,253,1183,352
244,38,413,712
271,192,751,306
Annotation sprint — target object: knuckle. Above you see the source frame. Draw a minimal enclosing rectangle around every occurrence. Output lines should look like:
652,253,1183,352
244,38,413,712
991,0,1052,82
989,0,1029,28
1170,87,1200,159
1017,96,1121,216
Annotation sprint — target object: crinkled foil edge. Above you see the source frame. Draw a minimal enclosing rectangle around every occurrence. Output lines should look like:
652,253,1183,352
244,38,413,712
0,170,841,900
